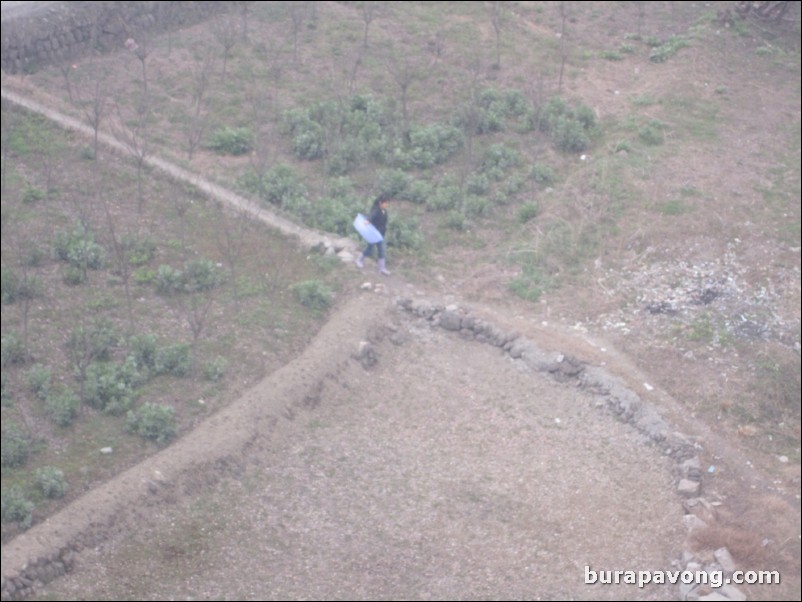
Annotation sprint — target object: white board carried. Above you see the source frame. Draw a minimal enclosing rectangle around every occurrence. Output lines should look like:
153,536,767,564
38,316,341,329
353,213,383,244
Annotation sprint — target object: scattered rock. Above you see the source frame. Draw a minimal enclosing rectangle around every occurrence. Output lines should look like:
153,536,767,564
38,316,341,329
718,584,747,601
683,514,707,532
678,478,701,497
439,310,463,331
356,341,378,369
713,547,736,573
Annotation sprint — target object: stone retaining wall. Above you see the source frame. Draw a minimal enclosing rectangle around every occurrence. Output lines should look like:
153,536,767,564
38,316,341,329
1,1,227,75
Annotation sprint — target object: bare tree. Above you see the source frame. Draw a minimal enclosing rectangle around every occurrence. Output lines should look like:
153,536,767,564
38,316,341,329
457,55,486,214
0,110,9,198
14,240,41,358
112,99,151,213
633,1,646,37
59,62,77,103
160,260,222,375
98,192,136,333
125,37,151,96
382,45,433,135
156,2,181,55
427,30,446,65
359,1,382,49
489,1,505,69
245,53,281,181
186,47,216,160
73,63,110,160
289,2,306,63
557,2,570,94
214,201,252,305
212,14,239,83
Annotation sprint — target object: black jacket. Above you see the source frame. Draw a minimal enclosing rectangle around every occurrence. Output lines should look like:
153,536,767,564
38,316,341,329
368,205,388,236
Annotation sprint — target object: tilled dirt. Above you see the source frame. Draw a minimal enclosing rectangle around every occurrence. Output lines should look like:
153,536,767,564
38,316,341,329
30,292,686,601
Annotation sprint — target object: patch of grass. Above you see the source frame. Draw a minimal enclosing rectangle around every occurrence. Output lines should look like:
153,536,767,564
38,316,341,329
662,96,719,142
600,50,623,61
649,36,689,63
291,280,333,312
658,200,691,216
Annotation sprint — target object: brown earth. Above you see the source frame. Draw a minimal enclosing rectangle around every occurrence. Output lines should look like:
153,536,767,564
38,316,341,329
1,1,800,601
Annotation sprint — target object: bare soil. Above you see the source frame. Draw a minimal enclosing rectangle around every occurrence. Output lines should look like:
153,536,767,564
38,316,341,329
1,1,800,600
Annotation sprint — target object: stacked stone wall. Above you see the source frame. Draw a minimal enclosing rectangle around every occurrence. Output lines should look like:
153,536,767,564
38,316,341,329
1,1,227,74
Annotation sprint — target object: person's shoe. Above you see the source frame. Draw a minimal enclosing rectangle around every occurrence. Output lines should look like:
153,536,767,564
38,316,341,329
355,254,364,268
378,258,391,276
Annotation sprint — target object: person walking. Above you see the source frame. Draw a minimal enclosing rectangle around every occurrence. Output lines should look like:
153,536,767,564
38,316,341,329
356,193,392,275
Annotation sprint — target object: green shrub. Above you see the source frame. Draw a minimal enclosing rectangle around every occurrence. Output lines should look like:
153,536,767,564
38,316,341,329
129,334,158,373
509,266,549,302
36,466,68,499
22,245,45,267
503,174,527,197
399,123,464,169
482,144,522,175
1,424,30,467
399,179,433,204
22,184,46,204
377,169,410,197
386,215,423,249
1,332,27,367
283,108,328,161
458,87,534,134
45,388,80,427
444,211,469,231
427,184,460,212
539,97,596,153
155,264,183,294
154,344,192,377
327,176,356,199
132,267,156,285
203,357,228,382
464,196,491,217
1,486,35,529
53,225,105,271
292,119,326,160
155,259,223,295
638,121,665,145
518,201,540,223
26,364,52,401
83,357,141,414
67,318,118,363
1,372,9,406
63,266,86,286
466,173,491,196
183,259,222,293
552,116,590,153
209,127,253,156
124,236,156,266
126,403,176,443
1,269,19,304
292,280,333,311
313,196,360,236
259,165,308,208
